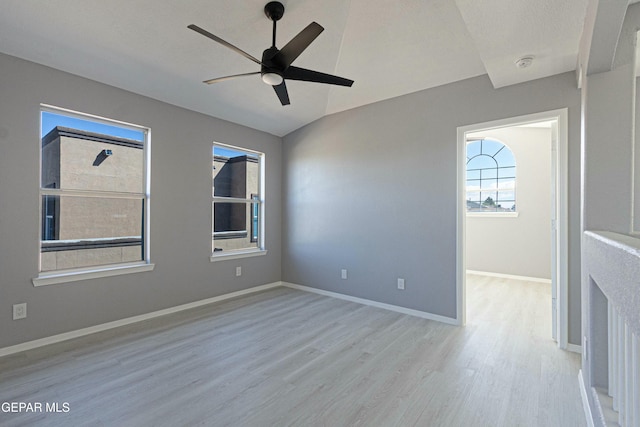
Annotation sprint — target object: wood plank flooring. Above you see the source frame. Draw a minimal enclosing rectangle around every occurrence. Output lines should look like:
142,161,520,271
0,275,585,426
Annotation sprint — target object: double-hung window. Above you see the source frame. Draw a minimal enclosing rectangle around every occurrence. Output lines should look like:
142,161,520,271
35,105,152,285
212,143,265,260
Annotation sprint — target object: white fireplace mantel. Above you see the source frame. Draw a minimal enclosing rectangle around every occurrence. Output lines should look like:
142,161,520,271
584,230,640,337
582,230,640,426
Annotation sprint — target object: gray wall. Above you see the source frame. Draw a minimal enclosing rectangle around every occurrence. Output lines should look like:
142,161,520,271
582,1,638,234
635,75,640,234
466,127,552,280
0,50,584,349
583,67,635,233
580,2,639,419
0,52,282,349
282,72,582,344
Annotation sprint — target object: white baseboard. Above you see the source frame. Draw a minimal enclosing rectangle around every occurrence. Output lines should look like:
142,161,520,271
578,370,595,427
466,270,551,284
566,343,582,354
281,282,459,326
0,281,282,358
1,280,460,358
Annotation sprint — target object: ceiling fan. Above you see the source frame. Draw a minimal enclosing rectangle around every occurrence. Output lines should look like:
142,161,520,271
188,1,354,106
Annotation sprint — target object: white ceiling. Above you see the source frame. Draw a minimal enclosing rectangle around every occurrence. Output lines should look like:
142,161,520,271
0,0,588,137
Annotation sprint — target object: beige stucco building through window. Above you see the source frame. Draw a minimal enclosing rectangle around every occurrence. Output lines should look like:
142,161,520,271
40,127,144,271
212,151,260,252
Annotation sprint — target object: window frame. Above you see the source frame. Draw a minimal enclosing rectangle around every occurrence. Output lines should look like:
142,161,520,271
250,193,259,243
210,142,266,262
465,138,518,217
33,104,153,286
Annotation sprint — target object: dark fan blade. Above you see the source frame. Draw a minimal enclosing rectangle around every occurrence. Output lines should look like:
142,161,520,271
272,22,324,68
283,66,354,87
273,81,290,106
188,24,263,66
203,72,260,84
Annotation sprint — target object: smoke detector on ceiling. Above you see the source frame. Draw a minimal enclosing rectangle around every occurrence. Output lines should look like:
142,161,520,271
515,56,534,69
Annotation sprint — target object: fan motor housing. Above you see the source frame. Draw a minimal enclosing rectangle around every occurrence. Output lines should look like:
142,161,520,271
264,2,285,21
261,47,283,85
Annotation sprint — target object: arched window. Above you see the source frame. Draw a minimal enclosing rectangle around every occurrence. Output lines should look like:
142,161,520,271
466,138,516,212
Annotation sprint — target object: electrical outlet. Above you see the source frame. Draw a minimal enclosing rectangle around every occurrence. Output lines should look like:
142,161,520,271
397,278,405,290
235,266,242,277
341,269,347,280
13,303,27,320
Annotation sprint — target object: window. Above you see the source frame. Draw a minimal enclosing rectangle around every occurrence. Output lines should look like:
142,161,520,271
37,105,151,281
250,194,259,243
466,138,516,213
212,143,264,259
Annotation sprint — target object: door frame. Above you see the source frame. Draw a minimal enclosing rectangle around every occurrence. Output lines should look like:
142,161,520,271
456,108,569,349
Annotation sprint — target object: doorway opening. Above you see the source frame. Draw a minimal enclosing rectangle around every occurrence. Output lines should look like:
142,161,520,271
456,109,569,349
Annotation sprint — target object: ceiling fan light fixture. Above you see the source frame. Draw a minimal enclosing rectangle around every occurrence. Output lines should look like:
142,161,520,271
261,72,283,86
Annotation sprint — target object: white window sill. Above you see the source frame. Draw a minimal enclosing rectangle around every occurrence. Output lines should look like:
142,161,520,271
466,212,519,218
210,249,267,262
32,262,155,287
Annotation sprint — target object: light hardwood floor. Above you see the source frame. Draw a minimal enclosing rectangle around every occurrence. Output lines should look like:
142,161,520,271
0,275,584,426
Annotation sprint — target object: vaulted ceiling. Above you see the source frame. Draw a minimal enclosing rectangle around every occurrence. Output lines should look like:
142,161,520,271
0,0,589,136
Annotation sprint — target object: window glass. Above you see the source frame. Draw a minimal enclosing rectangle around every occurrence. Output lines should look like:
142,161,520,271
251,194,259,243
494,148,515,165
40,108,149,272
466,169,480,180
212,144,263,254
466,138,516,212
498,166,516,178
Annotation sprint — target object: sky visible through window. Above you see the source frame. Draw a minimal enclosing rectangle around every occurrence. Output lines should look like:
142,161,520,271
42,112,258,162
41,111,144,141
213,146,258,159
466,139,514,168
466,138,516,211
